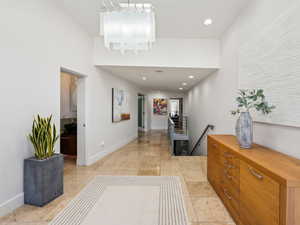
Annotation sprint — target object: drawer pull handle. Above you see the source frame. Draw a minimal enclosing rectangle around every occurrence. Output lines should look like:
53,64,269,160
213,144,217,148
224,160,235,169
248,167,263,180
223,189,232,200
224,170,233,180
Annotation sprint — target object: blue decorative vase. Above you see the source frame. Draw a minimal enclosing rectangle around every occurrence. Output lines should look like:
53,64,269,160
235,112,253,149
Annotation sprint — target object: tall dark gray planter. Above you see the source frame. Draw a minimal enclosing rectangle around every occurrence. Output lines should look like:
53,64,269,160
24,154,64,207
235,112,253,149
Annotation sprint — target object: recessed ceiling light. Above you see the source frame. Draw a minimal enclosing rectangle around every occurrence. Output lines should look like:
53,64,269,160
188,75,194,79
204,18,213,26
182,82,187,86
179,87,183,90
142,76,147,81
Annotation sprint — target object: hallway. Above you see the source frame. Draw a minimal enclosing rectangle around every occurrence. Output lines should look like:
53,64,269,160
0,131,234,225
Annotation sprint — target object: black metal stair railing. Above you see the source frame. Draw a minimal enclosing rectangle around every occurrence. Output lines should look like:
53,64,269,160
190,125,214,156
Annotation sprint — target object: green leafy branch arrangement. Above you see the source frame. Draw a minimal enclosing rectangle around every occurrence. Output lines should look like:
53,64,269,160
231,89,275,115
28,115,59,160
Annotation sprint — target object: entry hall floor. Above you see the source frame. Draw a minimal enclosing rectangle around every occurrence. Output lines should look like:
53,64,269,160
0,130,235,225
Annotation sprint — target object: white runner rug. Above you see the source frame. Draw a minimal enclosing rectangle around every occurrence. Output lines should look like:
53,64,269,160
49,176,189,225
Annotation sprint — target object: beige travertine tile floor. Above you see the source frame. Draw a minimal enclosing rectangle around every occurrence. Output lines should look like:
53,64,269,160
0,130,235,225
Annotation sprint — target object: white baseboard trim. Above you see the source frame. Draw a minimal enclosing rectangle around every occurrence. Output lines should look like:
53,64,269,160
0,193,24,217
151,128,167,130
87,134,137,166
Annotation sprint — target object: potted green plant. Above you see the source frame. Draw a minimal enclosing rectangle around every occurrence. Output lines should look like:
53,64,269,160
231,89,275,149
24,115,63,206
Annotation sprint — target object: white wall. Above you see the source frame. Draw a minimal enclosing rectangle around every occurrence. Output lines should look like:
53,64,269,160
187,0,300,158
94,37,220,69
85,68,140,165
146,91,185,130
0,0,140,216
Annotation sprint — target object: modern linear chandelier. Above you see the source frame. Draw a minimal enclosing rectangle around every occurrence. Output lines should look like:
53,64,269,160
100,1,156,53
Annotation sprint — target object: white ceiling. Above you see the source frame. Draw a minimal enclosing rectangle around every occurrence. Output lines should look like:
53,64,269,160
100,66,217,92
62,0,249,38
61,0,248,91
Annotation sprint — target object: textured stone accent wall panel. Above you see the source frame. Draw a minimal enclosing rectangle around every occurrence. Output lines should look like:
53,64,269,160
239,2,300,127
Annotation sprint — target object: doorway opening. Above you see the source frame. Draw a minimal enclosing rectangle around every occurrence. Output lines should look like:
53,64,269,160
170,98,183,117
60,69,86,166
170,98,184,130
138,94,146,132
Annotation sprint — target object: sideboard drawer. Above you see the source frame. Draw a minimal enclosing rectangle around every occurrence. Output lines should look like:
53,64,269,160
222,167,239,190
220,182,240,223
221,150,240,169
221,177,239,207
240,160,280,225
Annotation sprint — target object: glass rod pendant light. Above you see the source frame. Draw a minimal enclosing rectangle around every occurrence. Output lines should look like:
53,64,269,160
100,0,156,53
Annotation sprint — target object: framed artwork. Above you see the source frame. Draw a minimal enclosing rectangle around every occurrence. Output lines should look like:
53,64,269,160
112,88,131,122
153,98,168,115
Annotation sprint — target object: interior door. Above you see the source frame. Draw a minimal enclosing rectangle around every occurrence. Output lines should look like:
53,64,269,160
76,77,86,166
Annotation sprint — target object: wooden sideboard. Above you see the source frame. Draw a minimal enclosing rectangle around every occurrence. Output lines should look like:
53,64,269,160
207,135,300,225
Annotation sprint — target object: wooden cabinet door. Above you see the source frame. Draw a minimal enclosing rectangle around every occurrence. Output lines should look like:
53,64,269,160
240,160,280,225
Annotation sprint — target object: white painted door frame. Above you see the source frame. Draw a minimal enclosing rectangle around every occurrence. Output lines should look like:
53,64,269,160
60,67,87,166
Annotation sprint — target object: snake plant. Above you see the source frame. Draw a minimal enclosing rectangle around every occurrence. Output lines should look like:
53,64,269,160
28,115,59,160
